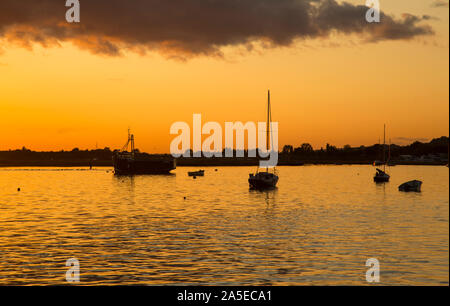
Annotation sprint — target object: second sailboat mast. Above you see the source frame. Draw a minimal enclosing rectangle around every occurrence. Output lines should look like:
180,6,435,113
383,124,386,172
267,90,270,152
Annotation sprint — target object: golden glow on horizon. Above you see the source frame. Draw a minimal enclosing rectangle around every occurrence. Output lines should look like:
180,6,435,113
0,1,448,153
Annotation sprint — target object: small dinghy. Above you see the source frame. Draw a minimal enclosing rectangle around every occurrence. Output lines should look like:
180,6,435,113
399,180,422,192
374,168,390,183
188,170,204,177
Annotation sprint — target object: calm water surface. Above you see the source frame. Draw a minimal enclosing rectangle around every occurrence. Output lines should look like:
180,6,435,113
0,165,448,285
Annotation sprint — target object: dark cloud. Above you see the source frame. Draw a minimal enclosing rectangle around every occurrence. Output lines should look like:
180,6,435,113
431,1,449,8
0,0,434,58
422,15,439,21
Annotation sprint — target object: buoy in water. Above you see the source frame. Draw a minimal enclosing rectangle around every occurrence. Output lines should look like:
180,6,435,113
193,176,197,179
17,188,20,191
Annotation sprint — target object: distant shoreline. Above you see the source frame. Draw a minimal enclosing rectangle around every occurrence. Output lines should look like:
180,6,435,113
1,136,447,168
0,160,446,167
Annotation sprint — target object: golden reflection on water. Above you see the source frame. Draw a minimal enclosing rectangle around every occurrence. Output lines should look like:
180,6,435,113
0,166,448,285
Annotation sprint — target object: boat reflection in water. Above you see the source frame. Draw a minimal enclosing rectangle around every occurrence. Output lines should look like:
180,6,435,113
113,130,176,175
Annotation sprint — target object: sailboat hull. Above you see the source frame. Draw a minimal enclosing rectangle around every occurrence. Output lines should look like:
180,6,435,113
248,172,279,189
373,172,390,182
373,167,390,182
373,175,390,183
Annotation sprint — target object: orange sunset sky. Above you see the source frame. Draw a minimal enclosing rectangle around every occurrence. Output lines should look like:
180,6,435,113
0,0,448,153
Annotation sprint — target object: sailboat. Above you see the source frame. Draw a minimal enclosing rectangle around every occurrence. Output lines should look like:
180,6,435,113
373,124,390,183
248,90,279,189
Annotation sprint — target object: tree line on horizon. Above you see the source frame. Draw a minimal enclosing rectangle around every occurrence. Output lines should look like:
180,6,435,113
278,136,448,162
0,136,448,162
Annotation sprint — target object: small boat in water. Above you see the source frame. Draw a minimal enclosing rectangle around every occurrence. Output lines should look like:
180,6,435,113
374,168,390,182
249,90,279,189
188,170,204,177
399,180,422,192
113,130,176,175
249,171,279,189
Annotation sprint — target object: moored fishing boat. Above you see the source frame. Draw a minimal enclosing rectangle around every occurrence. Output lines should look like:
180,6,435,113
113,130,176,175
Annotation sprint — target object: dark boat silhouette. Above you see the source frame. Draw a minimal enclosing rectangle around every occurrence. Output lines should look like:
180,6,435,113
249,90,279,189
113,130,175,175
374,168,390,182
249,171,279,189
399,180,422,192
188,170,204,176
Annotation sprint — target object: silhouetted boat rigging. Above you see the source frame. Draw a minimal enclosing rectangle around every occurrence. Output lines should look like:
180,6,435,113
113,130,176,175
373,124,390,183
387,138,396,166
248,90,279,189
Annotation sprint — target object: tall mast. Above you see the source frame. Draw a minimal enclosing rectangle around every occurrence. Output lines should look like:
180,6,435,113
388,138,391,163
267,90,270,151
124,128,135,156
266,90,271,172
383,124,386,171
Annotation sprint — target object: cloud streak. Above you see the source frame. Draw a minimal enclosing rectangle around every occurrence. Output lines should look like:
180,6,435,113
431,1,449,8
0,0,434,59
